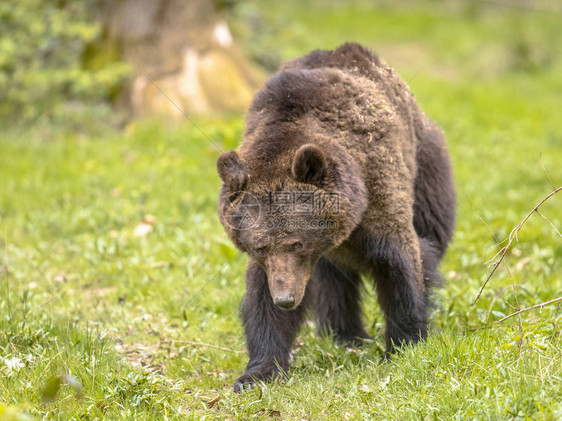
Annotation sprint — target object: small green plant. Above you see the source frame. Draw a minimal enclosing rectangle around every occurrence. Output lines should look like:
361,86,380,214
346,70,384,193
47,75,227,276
0,0,128,126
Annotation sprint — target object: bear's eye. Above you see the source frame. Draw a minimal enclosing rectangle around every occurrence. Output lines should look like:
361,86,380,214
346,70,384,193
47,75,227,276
291,242,303,252
255,247,267,257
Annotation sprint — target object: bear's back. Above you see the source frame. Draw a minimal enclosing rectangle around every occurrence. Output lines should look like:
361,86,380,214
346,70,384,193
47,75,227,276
281,42,383,80
244,43,417,158
281,42,413,106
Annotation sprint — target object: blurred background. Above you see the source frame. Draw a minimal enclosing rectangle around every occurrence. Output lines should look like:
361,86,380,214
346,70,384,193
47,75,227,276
2,0,562,128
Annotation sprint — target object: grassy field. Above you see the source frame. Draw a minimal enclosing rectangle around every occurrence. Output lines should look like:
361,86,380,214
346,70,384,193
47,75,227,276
1,1,561,419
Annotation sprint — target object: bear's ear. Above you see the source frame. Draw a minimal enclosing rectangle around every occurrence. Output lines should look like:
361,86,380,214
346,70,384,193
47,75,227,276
217,151,247,192
291,144,327,184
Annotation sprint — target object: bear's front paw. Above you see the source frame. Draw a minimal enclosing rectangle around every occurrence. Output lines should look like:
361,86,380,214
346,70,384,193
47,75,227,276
336,332,373,348
233,373,258,393
233,366,286,393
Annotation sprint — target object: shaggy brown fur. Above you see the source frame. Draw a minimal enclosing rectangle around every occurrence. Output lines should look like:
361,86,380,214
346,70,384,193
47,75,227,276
217,42,456,392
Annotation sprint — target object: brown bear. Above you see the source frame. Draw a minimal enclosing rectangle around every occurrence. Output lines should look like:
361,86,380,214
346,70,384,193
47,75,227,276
217,42,456,392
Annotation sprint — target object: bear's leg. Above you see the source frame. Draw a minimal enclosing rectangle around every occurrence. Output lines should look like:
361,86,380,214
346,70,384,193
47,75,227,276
310,257,371,346
412,118,456,258
418,236,443,309
364,233,427,354
234,259,308,392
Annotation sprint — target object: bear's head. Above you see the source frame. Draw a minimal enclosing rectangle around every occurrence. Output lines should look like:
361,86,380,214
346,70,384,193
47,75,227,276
217,144,366,310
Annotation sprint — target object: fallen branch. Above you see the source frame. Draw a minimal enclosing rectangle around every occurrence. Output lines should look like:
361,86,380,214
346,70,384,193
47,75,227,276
474,186,561,303
496,297,562,323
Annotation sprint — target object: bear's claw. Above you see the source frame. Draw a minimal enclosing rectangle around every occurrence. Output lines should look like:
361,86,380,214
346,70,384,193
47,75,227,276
233,374,257,393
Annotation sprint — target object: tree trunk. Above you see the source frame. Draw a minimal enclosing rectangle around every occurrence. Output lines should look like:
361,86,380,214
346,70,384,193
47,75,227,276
100,0,265,118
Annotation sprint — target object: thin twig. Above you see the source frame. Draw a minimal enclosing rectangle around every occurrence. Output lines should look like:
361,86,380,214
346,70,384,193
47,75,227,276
142,72,224,154
473,202,523,333
485,286,510,324
535,209,562,239
169,340,241,354
475,186,562,303
496,297,562,323
540,153,557,191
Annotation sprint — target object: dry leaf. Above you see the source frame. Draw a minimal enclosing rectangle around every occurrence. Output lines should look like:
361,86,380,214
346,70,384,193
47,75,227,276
515,257,531,271
358,384,372,392
53,274,67,283
133,222,153,237
205,396,222,409
254,409,281,418
133,215,157,237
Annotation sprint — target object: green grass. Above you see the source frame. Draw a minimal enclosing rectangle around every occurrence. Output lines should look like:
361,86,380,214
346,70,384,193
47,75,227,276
1,1,561,419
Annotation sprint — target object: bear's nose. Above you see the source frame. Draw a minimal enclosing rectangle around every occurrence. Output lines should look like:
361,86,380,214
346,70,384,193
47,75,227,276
273,294,295,310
